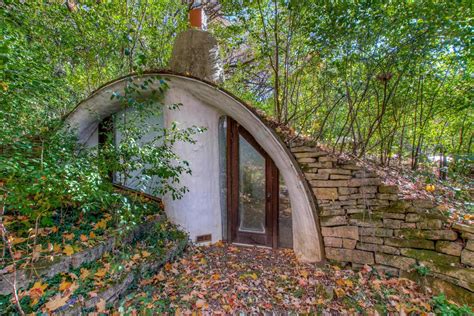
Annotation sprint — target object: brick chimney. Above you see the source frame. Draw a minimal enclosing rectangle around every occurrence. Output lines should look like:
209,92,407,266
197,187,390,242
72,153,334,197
169,1,224,84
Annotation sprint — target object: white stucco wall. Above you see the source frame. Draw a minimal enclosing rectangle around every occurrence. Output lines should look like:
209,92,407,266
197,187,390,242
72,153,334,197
162,87,223,242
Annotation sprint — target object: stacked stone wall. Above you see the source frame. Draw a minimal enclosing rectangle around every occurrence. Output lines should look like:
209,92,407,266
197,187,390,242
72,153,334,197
289,144,474,303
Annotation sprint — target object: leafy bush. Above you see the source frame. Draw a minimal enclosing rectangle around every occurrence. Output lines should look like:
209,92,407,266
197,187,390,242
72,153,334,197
431,294,474,316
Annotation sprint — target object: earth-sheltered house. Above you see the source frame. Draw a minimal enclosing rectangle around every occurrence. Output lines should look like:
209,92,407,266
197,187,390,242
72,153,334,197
63,12,473,304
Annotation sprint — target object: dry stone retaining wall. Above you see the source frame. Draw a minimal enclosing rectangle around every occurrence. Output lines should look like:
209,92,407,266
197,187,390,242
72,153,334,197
289,144,474,303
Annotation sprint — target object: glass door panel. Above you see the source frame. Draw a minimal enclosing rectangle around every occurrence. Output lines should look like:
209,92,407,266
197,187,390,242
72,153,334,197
238,134,266,233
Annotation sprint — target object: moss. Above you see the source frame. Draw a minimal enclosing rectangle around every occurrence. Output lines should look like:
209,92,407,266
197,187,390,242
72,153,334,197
378,201,409,213
396,229,457,241
401,248,460,266
401,270,474,306
350,212,383,220
385,238,434,250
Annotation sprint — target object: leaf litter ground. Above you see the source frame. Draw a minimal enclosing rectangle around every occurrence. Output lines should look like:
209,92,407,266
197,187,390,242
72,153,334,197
117,243,439,314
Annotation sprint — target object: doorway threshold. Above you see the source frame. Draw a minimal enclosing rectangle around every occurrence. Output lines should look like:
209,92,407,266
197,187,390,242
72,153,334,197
231,242,272,249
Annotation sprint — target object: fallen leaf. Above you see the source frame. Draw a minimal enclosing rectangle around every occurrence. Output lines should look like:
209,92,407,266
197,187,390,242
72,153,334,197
63,233,74,241
9,236,27,245
334,287,345,297
80,268,90,280
156,271,166,281
95,268,107,278
96,298,106,312
141,250,151,258
195,299,206,308
63,244,74,256
29,281,48,305
89,231,97,239
80,234,88,242
59,280,72,292
94,218,108,230
45,294,69,311
53,243,61,252
13,251,23,260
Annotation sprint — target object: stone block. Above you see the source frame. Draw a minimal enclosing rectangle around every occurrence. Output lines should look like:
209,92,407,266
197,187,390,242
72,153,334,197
401,270,474,306
310,180,349,188
324,237,342,248
436,241,463,257
401,223,417,228
306,162,333,169
461,232,474,240
411,199,435,209
360,227,393,237
325,247,374,264
400,248,460,265
346,208,366,214
339,200,357,206
338,187,358,195
453,223,474,234
318,168,351,175
319,156,337,162
381,212,405,220
294,151,327,158
330,174,352,180
375,253,416,270
421,261,474,292
378,185,399,194
405,213,421,222
305,173,329,180
290,146,314,153
360,236,384,244
321,226,359,240
298,157,316,163
466,240,474,251
417,219,443,230
461,249,474,267
395,229,458,241
358,199,389,207
376,193,398,201
349,218,383,228
383,219,403,229
348,178,381,187
359,186,378,194
320,216,347,227
313,187,338,200
356,242,400,255
338,195,351,201
377,201,410,214
343,239,357,249
320,209,345,216
349,193,376,199
384,238,435,250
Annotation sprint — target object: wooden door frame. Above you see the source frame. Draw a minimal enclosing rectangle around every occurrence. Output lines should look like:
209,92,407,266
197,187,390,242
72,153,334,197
226,117,279,248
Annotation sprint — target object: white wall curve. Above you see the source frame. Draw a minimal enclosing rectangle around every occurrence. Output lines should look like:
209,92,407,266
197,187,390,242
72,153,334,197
64,73,324,262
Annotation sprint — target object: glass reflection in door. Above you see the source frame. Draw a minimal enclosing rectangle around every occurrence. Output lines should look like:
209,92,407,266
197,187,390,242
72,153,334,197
238,134,266,233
